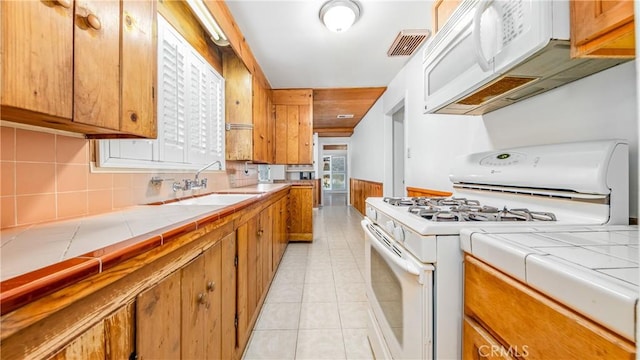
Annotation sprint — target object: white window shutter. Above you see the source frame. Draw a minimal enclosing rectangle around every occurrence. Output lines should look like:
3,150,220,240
97,15,225,171
158,16,187,164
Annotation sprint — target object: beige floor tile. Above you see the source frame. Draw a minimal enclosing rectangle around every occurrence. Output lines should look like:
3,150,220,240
303,282,338,303
299,302,341,329
333,267,364,284
343,328,374,360
305,267,335,283
274,266,307,283
255,303,301,330
243,330,298,360
295,329,346,360
248,196,373,359
338,302,368,329
266,282,304,303
335,282,367,303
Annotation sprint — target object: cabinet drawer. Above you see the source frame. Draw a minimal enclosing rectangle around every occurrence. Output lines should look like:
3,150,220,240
464,255,635,360
463,317,515,360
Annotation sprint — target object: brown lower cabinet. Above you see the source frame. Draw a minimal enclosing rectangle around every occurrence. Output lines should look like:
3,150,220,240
2,189,293,360
49,302,135,360
463,255,635,360
288,185,313,241
137,233,232,359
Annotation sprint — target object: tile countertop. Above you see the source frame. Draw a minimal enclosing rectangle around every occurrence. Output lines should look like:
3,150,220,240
460,225,639,342
0,183,289,315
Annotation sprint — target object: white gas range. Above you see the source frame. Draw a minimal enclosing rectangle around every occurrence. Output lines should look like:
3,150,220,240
361,139,629,360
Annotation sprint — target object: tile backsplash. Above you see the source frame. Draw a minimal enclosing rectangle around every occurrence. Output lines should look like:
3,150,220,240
0,125,258,229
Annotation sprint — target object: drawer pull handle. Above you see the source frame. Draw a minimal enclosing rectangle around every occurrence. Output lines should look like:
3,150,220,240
197,293,206,304
55,0,72,8
86,13,102,30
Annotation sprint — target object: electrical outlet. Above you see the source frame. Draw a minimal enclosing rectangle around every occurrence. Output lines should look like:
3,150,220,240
407,147,411,158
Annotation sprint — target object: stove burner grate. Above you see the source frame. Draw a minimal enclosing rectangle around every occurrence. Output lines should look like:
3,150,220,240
401,199,557,222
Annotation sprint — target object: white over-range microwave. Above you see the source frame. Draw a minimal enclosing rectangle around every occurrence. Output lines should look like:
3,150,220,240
422,0,628,115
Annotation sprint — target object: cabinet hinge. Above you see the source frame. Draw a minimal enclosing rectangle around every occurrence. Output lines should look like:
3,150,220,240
234,255,238,267
234,314,238,328
129,351,138,360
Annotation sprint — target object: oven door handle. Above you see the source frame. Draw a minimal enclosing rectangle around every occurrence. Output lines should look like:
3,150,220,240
361,220,421,276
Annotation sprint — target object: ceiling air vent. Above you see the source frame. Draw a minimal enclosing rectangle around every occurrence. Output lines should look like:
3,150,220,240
387,29,431,57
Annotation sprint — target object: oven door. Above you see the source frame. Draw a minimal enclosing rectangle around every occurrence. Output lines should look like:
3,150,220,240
361,219,434,360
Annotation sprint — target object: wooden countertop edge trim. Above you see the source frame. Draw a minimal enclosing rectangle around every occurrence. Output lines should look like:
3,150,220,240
406,186,453,197
0,186,290,320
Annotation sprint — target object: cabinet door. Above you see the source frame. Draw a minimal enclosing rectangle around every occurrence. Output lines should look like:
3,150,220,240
136,270,182,359
1,0,73,120
274,104,289,164
286,105,300,164
272,197,289,270
48,302,135,360
273,89,313,165
221,232,237,360
259,206,274,286
49,321,105,360
252,78,271,163
288,186,313,241
266,93,275,163
224,52,253,161
180,241,223,359
73,0,120,130
570,0,635,58
297,104,313,164
104,302,136,359
204,241,223,359
236,219,259,354
120,0,157,138
181,255,208,359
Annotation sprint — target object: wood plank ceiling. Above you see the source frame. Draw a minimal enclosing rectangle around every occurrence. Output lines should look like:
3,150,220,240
313,87,386,137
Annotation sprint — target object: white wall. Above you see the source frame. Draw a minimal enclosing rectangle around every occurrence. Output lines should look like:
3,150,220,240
350,100,385,183
351,44,639,217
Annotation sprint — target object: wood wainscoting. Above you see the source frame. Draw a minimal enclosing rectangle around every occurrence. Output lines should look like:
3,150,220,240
406,186,452,197
350,178,383,215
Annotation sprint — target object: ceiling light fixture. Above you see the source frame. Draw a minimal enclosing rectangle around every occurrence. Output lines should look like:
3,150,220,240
319,0,361,33
185,0,230,46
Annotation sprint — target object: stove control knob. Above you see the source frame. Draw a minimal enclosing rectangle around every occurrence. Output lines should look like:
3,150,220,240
385,221,395,234
393,226,405,242
367,207,377,221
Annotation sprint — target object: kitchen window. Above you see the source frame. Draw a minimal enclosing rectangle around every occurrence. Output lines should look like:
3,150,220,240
97,15,225,171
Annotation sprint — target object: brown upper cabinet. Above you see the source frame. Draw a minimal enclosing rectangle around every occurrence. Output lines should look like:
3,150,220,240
1,0,157,138
253,78,275,163
224,52,274,163
570,0,635,58
273,89,314,165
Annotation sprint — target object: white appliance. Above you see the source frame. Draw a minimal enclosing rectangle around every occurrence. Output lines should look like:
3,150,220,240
422,0,627,115
361,139,629,360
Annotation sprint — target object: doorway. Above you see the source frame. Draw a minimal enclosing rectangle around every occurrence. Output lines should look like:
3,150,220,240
321,144,348,205
392,106,405,197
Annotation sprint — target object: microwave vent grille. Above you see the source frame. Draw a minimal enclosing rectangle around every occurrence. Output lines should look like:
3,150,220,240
387,29,431,57
456,76,538,106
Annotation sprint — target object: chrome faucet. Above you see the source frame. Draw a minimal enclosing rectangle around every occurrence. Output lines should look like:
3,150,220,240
195,160,222,181
173,160,222,192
